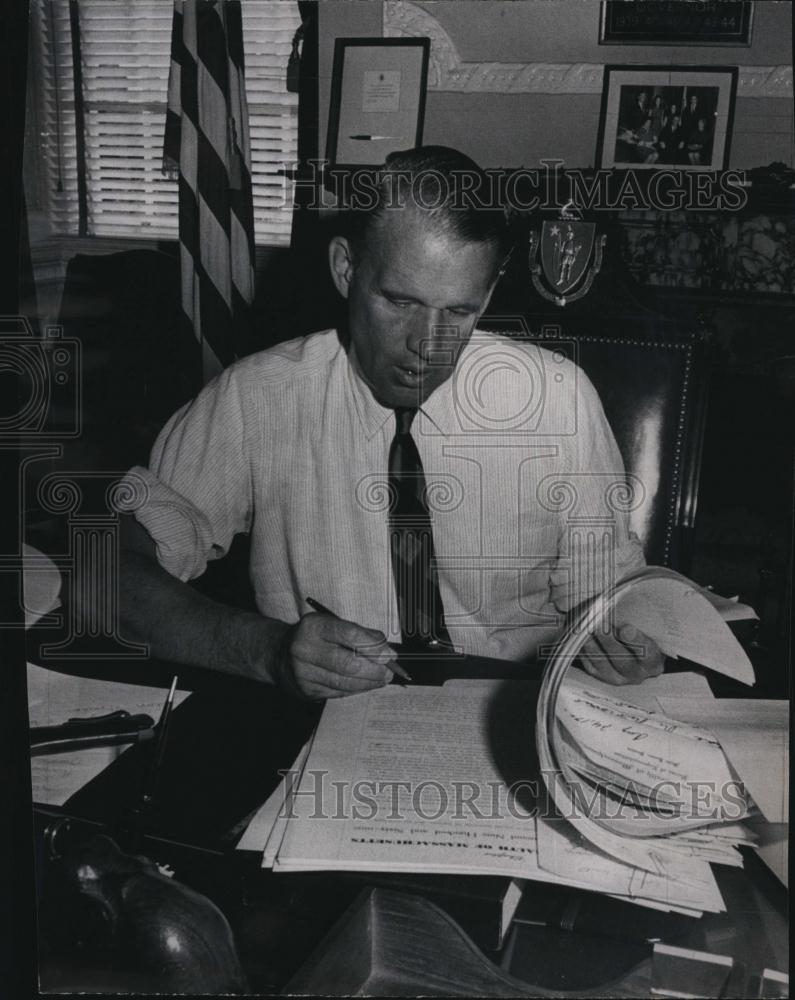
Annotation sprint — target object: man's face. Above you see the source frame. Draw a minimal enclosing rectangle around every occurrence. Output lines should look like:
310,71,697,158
332,209,500,408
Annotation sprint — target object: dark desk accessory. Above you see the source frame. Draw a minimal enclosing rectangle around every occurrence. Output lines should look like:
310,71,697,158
512,882,698,946
650,942,740,1000
30,709,155,756
286,887,542,997
60,677,322,846
286,886,763,999
504,923,749,997
285,886,665,998
38,833,248,994
33,678,250,993
502,921,651,995
121,674,177,853
333,870,522,952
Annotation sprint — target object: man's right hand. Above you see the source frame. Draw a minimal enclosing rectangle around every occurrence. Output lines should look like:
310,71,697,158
278,612,398,701
117,514,397,698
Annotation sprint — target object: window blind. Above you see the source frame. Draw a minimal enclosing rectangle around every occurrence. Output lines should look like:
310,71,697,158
33,0,300,245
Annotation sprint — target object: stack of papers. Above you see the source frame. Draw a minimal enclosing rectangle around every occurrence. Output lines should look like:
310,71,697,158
237,568,787,919
238,672,777,917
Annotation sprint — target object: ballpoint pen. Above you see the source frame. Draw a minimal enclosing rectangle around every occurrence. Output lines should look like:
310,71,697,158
348,134,397,141
305,597,412,683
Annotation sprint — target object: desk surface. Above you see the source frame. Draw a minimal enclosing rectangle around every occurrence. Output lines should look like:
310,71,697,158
28,650,789,997
35,817,787,996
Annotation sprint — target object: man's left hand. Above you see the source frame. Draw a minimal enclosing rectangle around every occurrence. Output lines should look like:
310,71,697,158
577,624,664,685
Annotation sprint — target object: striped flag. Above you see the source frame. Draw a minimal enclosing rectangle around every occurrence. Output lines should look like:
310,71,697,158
164,0,255,382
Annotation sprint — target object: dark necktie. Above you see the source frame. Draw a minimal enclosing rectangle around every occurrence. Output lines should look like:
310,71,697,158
388,408,452,651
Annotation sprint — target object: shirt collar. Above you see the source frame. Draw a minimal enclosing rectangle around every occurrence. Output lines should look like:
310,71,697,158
346,351,393,439
345,347,458,440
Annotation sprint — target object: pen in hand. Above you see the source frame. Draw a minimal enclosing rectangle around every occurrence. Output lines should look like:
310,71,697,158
305,597,412,684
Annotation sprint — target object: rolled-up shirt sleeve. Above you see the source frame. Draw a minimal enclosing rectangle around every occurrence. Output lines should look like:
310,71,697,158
125,366,253,582
546,366,646,612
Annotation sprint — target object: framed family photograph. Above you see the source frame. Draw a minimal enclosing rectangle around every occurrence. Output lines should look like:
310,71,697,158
325,37,429,169
600,1,754,46
596,65,739,170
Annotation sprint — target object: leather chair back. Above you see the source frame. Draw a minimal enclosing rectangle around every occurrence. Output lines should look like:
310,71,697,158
537,331,707,573
482,328,707,574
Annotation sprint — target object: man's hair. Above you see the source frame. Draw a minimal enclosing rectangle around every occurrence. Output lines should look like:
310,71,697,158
343,145,515,269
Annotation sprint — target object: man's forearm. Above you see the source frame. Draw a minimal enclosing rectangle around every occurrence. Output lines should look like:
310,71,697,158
106,516,395,700
118,548,290,683
94,514,291,683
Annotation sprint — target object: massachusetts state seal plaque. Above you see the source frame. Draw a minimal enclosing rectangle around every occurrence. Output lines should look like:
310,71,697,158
528,203,606,307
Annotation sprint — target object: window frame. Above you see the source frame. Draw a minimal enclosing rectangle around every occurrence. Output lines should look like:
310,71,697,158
29,0,301,249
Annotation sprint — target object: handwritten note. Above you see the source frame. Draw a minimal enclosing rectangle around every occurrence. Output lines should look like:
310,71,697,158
557,679,744,820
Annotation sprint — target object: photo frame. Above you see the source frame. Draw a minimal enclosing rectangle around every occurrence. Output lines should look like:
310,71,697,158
325,38,430,170
600,1,753,46
596,65,738,171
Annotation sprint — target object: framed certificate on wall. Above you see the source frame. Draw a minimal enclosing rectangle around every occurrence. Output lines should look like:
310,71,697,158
326,38,430,169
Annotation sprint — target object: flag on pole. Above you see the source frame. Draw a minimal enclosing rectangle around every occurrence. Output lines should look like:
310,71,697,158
164,0,255,382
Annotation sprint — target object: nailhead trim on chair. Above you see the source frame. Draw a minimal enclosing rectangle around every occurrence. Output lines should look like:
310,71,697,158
495,331,699,568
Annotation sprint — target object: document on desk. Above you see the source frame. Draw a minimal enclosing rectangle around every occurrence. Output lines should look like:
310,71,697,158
556,680,745,825
657,696,789,888
655,698,788,825
251,568,766,917
610,572,756,685
542,681,751,875
536,566,761,876
27,663,189,805
272,683,553,880
535,817,724,915
261,680,734,914
236,739,313,853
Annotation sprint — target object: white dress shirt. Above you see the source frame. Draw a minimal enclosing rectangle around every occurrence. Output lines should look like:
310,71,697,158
129,329,644,661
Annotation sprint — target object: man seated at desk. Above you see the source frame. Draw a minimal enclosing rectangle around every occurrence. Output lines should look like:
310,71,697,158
116,146,664,699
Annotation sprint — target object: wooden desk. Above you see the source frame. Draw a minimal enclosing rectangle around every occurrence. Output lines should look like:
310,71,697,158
34,815,787,996
27,648,788,996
